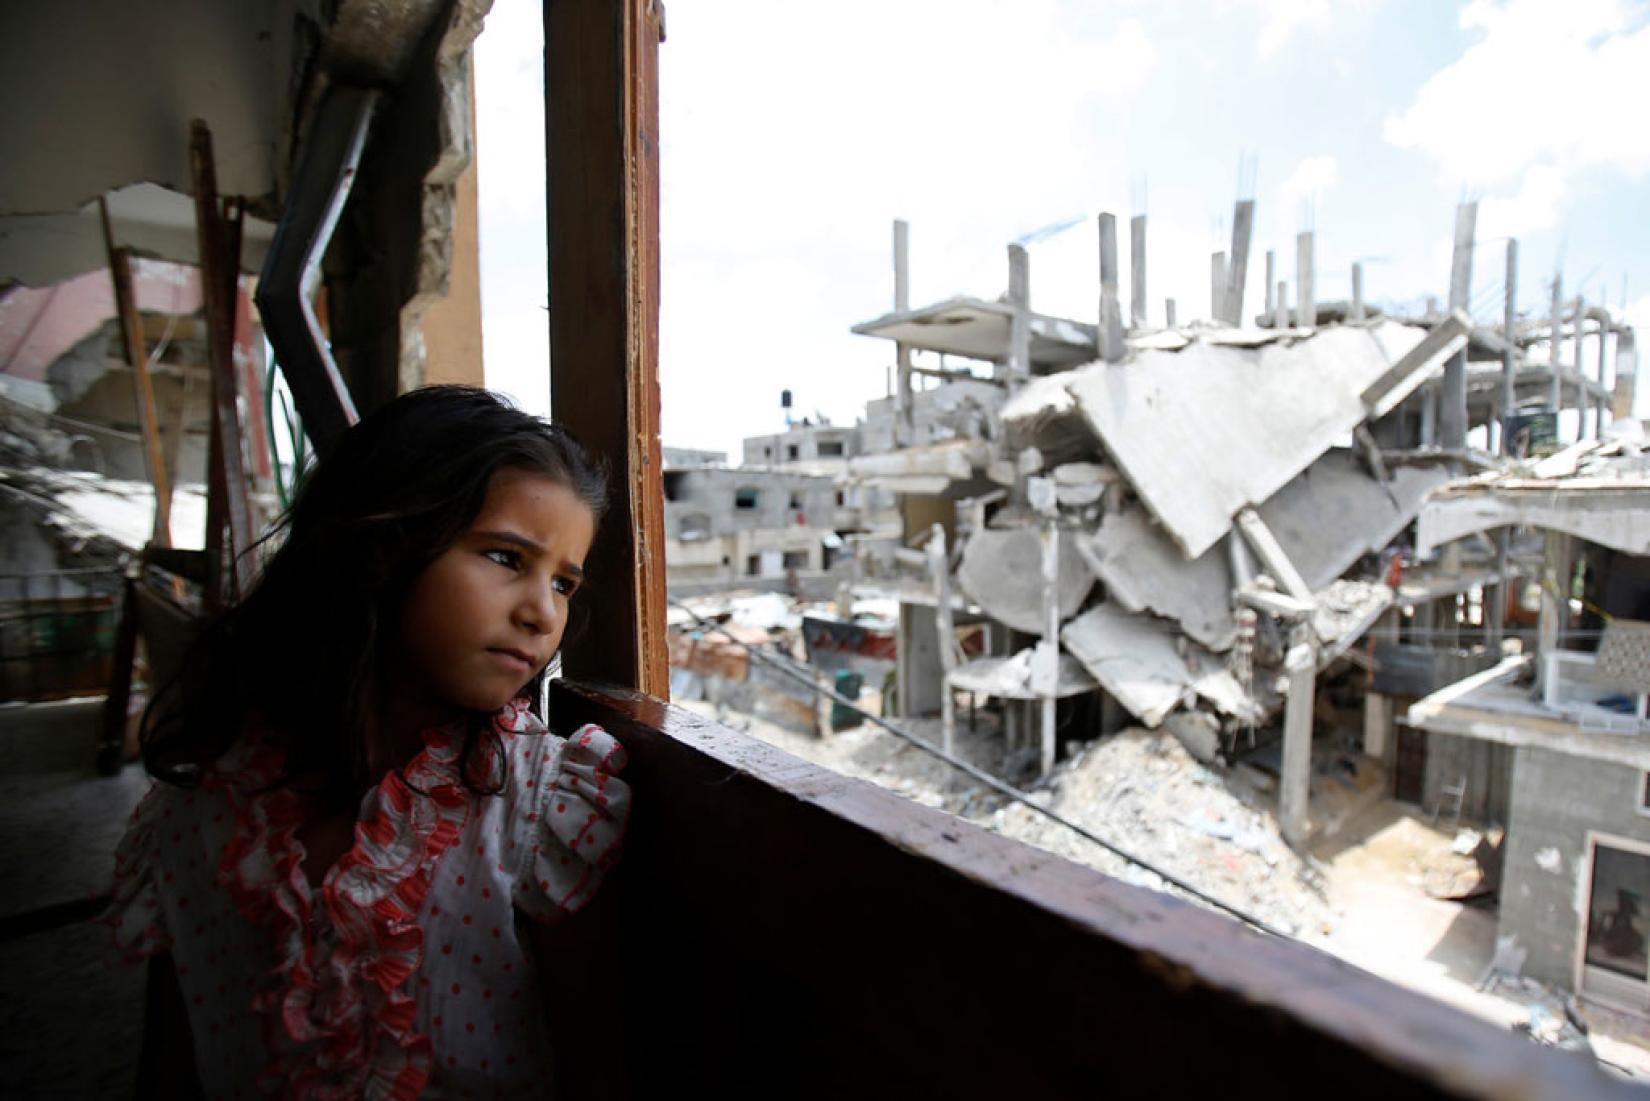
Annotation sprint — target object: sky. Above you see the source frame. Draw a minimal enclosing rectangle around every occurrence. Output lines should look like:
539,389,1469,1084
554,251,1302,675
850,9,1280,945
474,0,1650,460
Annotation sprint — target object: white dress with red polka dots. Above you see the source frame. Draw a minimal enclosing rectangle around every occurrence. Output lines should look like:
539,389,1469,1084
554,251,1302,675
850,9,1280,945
105,701,630,1100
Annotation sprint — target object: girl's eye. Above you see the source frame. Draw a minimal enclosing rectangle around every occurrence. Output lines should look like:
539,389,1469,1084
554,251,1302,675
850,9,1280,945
484,548,522,570
553,575,580,597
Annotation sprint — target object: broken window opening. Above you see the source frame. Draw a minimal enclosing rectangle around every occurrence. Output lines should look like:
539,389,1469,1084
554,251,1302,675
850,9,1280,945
735,487,760,510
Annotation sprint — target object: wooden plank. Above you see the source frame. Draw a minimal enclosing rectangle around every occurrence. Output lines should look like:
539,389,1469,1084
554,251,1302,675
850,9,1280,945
544,0,668,695
550,679,1636,1098
190,121,256,604
99,199,172,548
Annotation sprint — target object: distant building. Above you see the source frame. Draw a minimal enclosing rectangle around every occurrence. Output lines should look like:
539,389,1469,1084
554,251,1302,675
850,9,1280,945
741,422,857,470
662,427,898,595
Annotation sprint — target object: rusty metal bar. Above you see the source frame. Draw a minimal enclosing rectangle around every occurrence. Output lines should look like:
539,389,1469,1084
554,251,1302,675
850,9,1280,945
190,121,256,603
99,198,172,547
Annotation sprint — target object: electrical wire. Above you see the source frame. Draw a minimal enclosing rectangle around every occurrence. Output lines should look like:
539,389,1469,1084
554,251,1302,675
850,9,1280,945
670,602,1289,938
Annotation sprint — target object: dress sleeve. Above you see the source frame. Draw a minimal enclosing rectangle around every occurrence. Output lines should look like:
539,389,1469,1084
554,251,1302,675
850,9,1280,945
512,723,631,922
103,783,176,960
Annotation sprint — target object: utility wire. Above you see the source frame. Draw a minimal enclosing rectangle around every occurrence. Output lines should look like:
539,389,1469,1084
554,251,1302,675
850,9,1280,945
671,602,1289,938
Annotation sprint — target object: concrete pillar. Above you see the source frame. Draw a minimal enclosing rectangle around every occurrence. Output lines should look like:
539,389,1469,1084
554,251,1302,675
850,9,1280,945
1295,231,1315,330
1165,298,1177,327
1500,239,1519,455
1598,304,1612,435
1363,691,1391,762
1280,629,1316,847
1264,249,1276,321
1572,297,1590,437
1274,280,1288,330
1441,201,1476,451
1007,243,1031,383
1129,214,1147,330
1536,531,1571,695
1038,515,1060,777
1489,527,1509,649
1211,252,1227,325
1351,261,1365,322
897,602,944,718
1226,199,1255,326
1421,389,1437,447
894,219,914,444
1098,214,1124,361
1549,273,1564,414
928,524,957,756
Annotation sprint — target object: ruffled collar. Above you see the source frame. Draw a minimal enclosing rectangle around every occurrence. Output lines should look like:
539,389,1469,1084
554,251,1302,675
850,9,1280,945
206,701,526,1100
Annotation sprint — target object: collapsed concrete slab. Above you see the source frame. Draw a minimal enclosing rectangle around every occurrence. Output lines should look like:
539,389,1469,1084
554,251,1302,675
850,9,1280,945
957,525,1093,634
1079,450,1451,654
1052,319,1467,559
1078,509,1237,652
1060,603,1256,728
1257,450,1455,590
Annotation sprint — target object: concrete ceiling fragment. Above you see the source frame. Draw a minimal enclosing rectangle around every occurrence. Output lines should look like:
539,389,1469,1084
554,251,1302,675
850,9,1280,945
1047,320,1465,559
957,525,1093,635
1080,450,1456,654
1060,603,1256,728
1417,485,1650,557
0,0,465,287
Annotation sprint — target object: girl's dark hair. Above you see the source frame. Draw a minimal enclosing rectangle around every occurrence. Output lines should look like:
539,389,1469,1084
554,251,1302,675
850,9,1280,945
141,385,607,804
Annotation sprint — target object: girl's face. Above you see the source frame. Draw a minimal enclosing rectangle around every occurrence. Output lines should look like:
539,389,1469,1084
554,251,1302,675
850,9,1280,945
394,468,596,718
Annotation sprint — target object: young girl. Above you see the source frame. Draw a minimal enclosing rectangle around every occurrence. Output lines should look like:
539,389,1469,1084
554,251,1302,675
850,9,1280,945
105,386,630,1098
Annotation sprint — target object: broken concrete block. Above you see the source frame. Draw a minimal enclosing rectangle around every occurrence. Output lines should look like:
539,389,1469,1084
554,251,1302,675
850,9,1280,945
957,525,1093,634
1165,711,1222,764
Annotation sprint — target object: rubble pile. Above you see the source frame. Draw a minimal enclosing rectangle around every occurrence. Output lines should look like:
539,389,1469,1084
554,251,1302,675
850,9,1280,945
979,728,1335,938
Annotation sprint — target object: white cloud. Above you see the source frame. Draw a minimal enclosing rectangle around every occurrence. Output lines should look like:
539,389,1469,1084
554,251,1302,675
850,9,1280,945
1476,162,1567,239
1385,0,1650,240
1626,293,1650,334
1277,155,1339,221
1218,0,1335,59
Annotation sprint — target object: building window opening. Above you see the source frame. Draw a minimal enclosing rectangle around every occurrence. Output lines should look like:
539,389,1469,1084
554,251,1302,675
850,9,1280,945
782,550,809,570
735,487,760,510
663,471,685,501
680,512,711,540
788,492,802,511
835,490,846,506
818,440,844,457
786,444,800,461
746,554,762,576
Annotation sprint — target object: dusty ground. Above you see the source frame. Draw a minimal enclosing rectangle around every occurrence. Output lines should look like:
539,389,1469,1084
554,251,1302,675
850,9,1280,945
681,695,1650,1079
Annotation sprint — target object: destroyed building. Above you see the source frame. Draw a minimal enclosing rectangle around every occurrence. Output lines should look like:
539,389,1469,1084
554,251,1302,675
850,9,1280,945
661,436,898,598
1401,440,1650,1007
834,201,1636,856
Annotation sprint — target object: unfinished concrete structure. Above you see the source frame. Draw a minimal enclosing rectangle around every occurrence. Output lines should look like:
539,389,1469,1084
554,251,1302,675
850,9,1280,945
1401,442,1650,1008
846,196,1637,858
661,433,899,597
